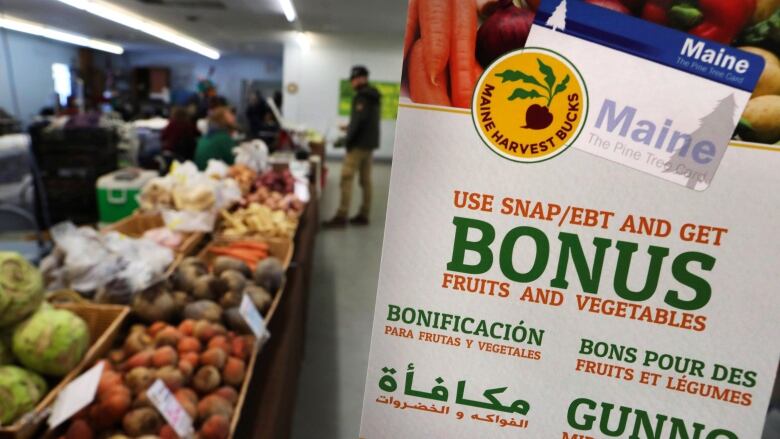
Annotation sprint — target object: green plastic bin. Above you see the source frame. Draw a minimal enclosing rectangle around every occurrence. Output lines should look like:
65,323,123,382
96,169,157,223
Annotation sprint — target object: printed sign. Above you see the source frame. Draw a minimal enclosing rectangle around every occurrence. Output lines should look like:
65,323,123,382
147,379,194,438
360,1,780,438
48,361,105,429
339,79,401,120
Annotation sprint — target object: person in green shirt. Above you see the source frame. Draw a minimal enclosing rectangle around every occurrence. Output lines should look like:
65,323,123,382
194,106,237,169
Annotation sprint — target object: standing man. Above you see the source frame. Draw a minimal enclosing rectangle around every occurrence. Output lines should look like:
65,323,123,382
324,65,381,228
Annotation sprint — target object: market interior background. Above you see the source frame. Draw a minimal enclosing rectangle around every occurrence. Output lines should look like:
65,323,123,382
0,0,778,438
0,0,401,437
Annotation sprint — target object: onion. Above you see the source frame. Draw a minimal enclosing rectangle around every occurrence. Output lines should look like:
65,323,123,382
476,0,535,68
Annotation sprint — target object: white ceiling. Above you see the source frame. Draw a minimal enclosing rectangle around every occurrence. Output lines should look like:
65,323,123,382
0,0,407,55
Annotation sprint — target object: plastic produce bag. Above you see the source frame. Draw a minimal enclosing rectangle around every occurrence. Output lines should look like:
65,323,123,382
40,222,174,303
234,139,269,172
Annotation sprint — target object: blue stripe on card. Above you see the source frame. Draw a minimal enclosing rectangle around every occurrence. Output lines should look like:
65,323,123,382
534,0,764,92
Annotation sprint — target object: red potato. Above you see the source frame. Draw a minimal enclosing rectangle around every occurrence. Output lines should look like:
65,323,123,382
201,348,227,369
200,415,230,439
65,419,93,439
223,357,246,387
123,350,153,370
450,0,480,108
160,425,181,439
207,335,231,354
152,346,179,368
181,351,200,367
409,39,452,106
178,336,202,354
179,319,196,336
419,0,453,83
212,386,239,405
148,321,168,337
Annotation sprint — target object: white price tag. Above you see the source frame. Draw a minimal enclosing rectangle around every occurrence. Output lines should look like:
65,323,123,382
147,379,194,438
239,293,270,341
48,361,105,429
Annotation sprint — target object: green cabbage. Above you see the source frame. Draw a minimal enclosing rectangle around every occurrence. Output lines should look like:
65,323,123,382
0,252,44,328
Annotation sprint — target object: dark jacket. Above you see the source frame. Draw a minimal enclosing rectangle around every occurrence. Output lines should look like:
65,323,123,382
345,85,381,150
161,119,198,160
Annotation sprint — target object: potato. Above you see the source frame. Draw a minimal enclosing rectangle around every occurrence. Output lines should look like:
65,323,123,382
739,47,780,97
223,307,251,333
213,256,251,277
193,275,229,301
253,257,285,292
155,327,183,347
223,357,246,387
244,285,272,314
193,365,221,393
66,419,94,439
184,300,223,322
742,95,780,143
220,270,247,293
156,366,185,391
197,395,234,421
200,414,230,439
122,408,163,437
126,367,156,395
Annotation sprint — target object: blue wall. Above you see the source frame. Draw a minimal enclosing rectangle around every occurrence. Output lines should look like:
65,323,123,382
0,29,77,125
120,50,284,109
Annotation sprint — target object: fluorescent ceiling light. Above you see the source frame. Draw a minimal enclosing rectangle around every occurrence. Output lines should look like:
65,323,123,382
295,31,310,51
279,0,298,22
54,0,220,59
0,14,124,54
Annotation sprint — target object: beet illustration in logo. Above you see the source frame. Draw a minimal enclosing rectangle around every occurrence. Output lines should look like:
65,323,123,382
496,58,570,130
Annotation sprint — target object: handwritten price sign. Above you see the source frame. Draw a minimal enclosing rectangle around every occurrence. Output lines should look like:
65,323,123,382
147,379,194,438
240,293,270,342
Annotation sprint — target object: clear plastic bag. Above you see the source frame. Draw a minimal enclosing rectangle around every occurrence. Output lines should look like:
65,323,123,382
41,222,174,303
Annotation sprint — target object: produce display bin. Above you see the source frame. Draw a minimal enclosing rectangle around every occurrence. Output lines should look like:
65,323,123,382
198,237,294,322
104,212,205,256
0,302,130,439
199,237,295,271
96,169,158,224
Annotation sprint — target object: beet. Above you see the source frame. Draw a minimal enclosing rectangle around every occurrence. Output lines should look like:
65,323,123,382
524,104,554,130
476,0,535,68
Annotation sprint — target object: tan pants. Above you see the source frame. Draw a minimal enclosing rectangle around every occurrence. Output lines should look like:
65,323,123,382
337,148,373,218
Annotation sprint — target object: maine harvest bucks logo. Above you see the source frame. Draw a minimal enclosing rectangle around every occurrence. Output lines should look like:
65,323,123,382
472,47,588,163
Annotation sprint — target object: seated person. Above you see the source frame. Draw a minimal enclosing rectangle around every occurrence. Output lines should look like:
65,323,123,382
194,106,237,169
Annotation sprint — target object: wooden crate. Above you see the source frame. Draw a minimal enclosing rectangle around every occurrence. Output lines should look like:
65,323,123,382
229,339,262,438
0,303,130,439
104,212,204,256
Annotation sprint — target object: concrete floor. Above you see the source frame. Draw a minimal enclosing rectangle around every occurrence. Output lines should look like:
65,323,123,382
291,160,391,439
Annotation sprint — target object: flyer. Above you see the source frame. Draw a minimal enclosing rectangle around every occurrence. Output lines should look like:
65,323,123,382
360,1,780,438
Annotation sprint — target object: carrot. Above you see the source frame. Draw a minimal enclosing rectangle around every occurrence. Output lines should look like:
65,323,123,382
228,241,269,251
208,247,267,260
450,0,479,108
409,39,451,106
419,0,452,84
404,0,420,60
473,63,484,86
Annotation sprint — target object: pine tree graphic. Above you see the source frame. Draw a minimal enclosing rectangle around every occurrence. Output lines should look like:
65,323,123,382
547,0,568,31
664,94,738,190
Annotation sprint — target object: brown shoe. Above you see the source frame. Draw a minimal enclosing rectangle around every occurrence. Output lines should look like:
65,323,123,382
349,215,369,225
322,215,348,228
